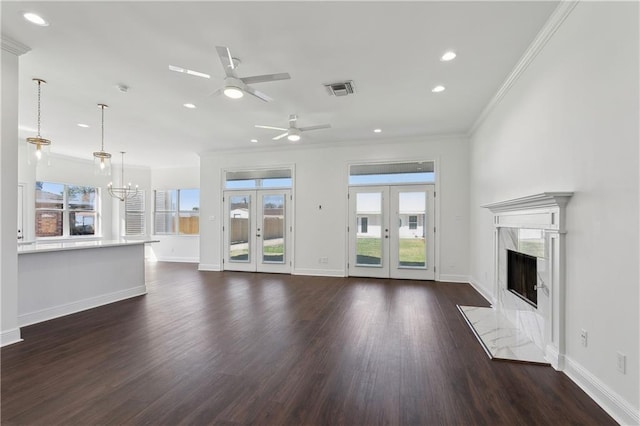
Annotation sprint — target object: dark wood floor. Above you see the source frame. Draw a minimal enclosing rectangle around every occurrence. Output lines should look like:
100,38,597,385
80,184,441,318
2,262,615,425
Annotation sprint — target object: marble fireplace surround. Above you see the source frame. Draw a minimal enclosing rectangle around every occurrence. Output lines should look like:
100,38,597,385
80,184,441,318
482,192,573,370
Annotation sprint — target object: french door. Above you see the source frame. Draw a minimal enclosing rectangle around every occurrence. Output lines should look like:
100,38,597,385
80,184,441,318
348,185,435,280
223,189,291,273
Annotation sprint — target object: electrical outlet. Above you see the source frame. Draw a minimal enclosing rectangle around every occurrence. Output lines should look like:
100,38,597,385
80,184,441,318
580,329,588,347
616,352,626,374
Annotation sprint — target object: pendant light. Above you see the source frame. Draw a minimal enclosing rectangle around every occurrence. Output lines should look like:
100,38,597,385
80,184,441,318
26,78,52,165
108,152,138,202
93,104,112,175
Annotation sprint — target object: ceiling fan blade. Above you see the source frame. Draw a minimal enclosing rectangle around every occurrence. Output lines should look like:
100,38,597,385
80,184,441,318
255,125,287,131
244,85,273,102
241,73,291,85
273,132,289,141
168,65,210,79
208,88,222,97
215,46,235,77
299,124,331,132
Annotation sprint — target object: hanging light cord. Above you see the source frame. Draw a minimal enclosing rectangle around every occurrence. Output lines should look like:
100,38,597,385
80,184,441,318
36,80,42,137
101,105,105,151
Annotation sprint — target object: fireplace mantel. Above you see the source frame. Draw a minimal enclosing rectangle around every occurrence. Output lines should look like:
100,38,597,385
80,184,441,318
482,192,574,213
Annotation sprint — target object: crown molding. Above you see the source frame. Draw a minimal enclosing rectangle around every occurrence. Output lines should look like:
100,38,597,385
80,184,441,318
1,35,31,56
468,1,580,137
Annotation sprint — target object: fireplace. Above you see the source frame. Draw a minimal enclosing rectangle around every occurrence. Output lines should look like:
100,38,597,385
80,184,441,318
481,192,573,370
507,249,537,307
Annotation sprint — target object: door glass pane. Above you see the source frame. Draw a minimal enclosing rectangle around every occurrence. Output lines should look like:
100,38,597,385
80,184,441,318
356,192,382,266
398,192,426,268
229,195,250,262
262,194,285,263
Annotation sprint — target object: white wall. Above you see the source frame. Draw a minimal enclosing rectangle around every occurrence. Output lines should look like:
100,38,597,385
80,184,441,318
149,166,200,262
200,135,470,280
1,47,22,346
468,2,639,423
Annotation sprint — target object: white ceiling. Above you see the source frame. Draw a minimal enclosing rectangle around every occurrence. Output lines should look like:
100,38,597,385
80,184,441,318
2,1,558,168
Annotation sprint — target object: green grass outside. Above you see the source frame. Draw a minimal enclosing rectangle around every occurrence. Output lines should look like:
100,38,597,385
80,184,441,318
356,237,426,263
263,244,284,255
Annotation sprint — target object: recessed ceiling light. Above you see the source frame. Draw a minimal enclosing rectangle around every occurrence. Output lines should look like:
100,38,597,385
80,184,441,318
432,85,446,93
441,51,457,61
374,129,382,133
250,139,258,143
77,123,89,128
183,103,196,109
23,12,49,26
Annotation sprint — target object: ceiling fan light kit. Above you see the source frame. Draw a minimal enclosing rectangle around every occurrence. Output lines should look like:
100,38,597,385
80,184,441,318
287,128,301,142
255,114,331,142
223,77,245,99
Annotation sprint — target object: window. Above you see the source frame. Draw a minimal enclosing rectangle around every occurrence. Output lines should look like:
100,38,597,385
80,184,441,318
125,190,145,236
409,215,418,230
225,169,292,189
349,161,435,185
36,181,99,238
154,189,199,235
360,217,368,233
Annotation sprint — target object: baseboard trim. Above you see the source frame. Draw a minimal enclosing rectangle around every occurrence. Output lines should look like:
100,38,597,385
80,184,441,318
198,263,221,271
0,328,23,347
292,268,346,277
439,274,470,283
155,256,199,263
468,276,496,305
545,344,564,371
18,286,147,328
563,355,639,426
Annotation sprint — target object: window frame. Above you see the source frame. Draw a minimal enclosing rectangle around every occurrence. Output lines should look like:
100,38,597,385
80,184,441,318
153,188,200,236
35,181,101,240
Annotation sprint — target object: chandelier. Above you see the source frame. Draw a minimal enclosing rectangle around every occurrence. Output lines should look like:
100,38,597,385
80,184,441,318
93,104,112,175
26,78,52,165
108,152,138,201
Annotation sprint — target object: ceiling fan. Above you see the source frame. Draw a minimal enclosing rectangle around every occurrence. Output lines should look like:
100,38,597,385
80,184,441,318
169,46,290,102
255,114,331,142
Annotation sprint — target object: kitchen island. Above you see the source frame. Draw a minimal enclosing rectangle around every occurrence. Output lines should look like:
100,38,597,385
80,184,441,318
17,239,157,326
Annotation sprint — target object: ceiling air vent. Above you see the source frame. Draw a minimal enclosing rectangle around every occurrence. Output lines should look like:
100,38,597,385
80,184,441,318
325,80,355,97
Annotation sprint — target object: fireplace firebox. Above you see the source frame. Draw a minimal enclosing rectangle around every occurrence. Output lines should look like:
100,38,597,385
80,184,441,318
507,249,537,307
